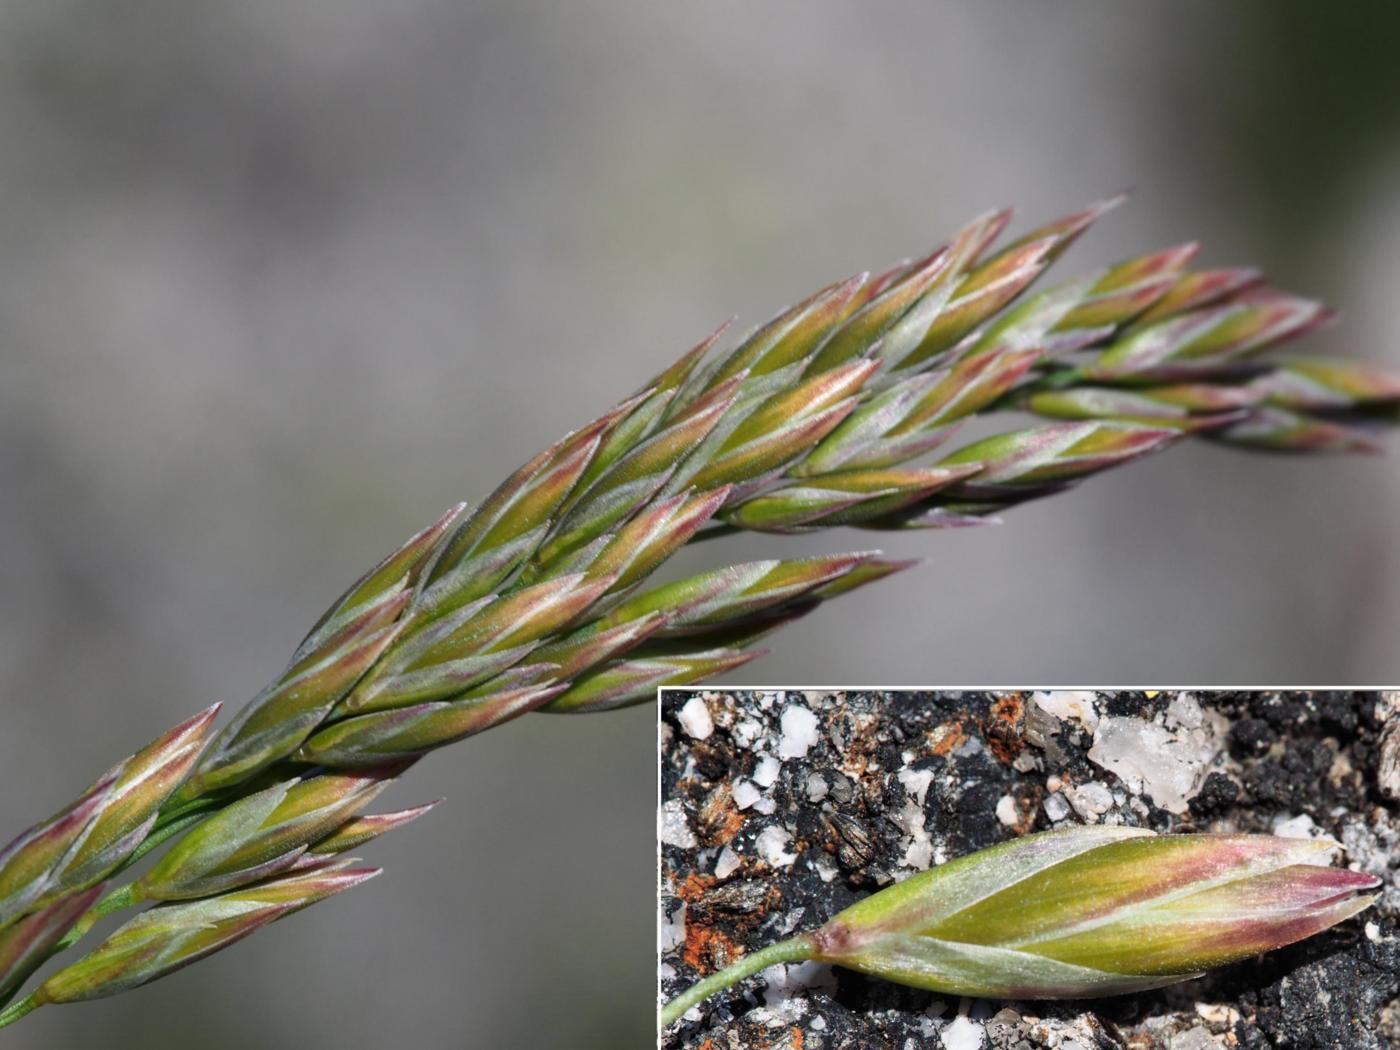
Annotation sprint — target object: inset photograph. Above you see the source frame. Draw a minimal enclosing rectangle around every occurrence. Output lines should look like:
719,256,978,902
659,690,1399,1049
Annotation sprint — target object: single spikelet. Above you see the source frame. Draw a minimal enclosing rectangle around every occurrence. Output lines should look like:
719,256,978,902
938,421,1183,505
33,862,379,1006
660,828,1382,1027
0,705,220,930
135,764,410,901
722,465,981,533
294,682,569,764
299,801,442,860
180,508,462,800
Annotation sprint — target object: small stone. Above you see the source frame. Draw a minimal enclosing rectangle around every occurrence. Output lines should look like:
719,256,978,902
828,774,854,805
955,735,984,757
1032,691,1101,732
1043,792,1071,821
805,774,830,803
678,696,714,740
1025,701,1074,764
715,846,741,879
1329,748,1356,787
1066,781,1114,821
1379,693,1400,800
755,825,797,867
942,1014,986,1050
763,960,835,1013
733,779,762,810
659,799,698,849
1195,1002,1241,1025
1270,812,1339,863
753,754,781,788
733,719,764,749
898,766,936,807
1012,750,1041,773
1169,1026,1220,1050
892,794,933,870
1087,712,1221,814
778,704,820,759
660,901,686,951
902,832,933,870
1272,812,1318,839
1166,695,1205,730
995,794,1020,826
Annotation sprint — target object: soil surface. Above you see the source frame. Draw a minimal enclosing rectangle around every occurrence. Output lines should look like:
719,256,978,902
659,690,1400,1050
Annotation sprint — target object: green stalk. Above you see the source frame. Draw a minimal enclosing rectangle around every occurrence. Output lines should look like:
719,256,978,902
0,883,143,1015
0,992,41,1029
44,885,139,960
659,934,813,1028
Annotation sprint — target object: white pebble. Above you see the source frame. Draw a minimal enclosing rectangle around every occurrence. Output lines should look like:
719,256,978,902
1271,813,1340,864
756,825,798,867
661,901,686,951
1087,713,1220,814
1043,792,1071,822
941,1014,986,1050
753,754,781,788
1066,781,1114,821
715,846,741,880
1272,813,1317,839
1166,695,1205,730
658,799,698,848
677,697,714,740
778,705,820,759
763,960,835,1012
805,774,830,803
1012,751,1041,773
733,719,764,749
898,766,936,807
995,794,1020,827
732,779,762,810
1168,1027,1218,1050
1032,690,1100,732
903,835,933,870
1194,1002,1241,1025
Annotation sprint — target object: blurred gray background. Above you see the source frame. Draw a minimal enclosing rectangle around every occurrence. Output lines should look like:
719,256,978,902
1,2,1397,1047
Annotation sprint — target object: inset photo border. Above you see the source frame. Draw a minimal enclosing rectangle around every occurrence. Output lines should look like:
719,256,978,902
658,690,1399,1049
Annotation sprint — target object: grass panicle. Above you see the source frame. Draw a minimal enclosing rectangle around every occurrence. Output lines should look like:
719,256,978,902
2,198,1396,1030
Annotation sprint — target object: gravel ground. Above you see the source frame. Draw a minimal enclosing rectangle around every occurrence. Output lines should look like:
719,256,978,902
658,690,1400,1050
